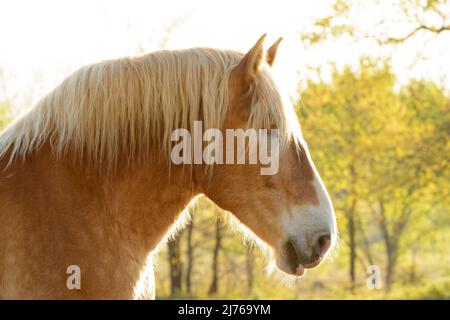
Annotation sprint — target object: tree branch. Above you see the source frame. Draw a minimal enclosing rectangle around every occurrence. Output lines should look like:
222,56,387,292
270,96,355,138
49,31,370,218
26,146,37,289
382,24,450,44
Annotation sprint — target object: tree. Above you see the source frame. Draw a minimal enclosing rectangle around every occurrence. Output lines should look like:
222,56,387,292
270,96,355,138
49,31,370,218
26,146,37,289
371,79,450,289
302,0,450,45
208,218,222,295
185,215,195,294
245,246,254,295
167,235,183,296
298,58,449,291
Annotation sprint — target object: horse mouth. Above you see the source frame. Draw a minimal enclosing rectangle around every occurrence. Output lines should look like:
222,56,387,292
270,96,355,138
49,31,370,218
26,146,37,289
282,240,322,276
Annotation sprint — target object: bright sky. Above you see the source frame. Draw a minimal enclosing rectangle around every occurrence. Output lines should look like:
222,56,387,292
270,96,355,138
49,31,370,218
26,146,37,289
0,0,448,111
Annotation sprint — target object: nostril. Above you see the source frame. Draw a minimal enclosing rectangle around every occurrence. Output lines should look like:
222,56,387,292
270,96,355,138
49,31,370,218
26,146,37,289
315,234,331,257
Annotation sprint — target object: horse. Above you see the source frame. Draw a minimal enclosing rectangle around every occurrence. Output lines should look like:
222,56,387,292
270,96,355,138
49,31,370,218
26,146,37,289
0,34,337,299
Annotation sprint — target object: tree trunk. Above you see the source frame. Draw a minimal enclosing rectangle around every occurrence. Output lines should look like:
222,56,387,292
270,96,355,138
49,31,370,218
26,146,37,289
185,217,195,294
385,244,397,291
208,219,222,295
377,199,401,292
167,236,183,296
356,211,374,266
246,246,254,295
347,144,357,292
348,208,356,292
346,195,357,292
409,251,417,284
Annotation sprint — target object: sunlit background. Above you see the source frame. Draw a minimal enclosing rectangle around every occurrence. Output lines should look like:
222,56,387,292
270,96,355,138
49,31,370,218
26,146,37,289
1,0,449,109
0,0,449,299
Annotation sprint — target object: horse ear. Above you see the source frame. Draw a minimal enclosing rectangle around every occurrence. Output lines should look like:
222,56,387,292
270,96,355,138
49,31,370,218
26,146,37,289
235,34,267,83
266,37,283,66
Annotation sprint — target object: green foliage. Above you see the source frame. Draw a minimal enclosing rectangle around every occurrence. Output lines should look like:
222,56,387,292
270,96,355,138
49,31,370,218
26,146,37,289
298,58,449,290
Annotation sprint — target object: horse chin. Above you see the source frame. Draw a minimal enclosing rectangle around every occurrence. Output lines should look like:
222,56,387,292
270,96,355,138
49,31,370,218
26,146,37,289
275,260,308,277
274,251,307,277
274,241,324,277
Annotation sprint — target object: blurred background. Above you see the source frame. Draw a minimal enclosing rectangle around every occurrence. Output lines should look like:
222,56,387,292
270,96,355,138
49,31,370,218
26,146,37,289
0,0,448,299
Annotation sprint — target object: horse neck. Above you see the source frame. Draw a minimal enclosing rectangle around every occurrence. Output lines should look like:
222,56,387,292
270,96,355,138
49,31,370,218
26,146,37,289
105,152,201,251
0,143,200,298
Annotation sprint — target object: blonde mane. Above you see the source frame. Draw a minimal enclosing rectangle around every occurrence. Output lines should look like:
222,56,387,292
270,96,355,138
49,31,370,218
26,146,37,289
0,47,293,171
